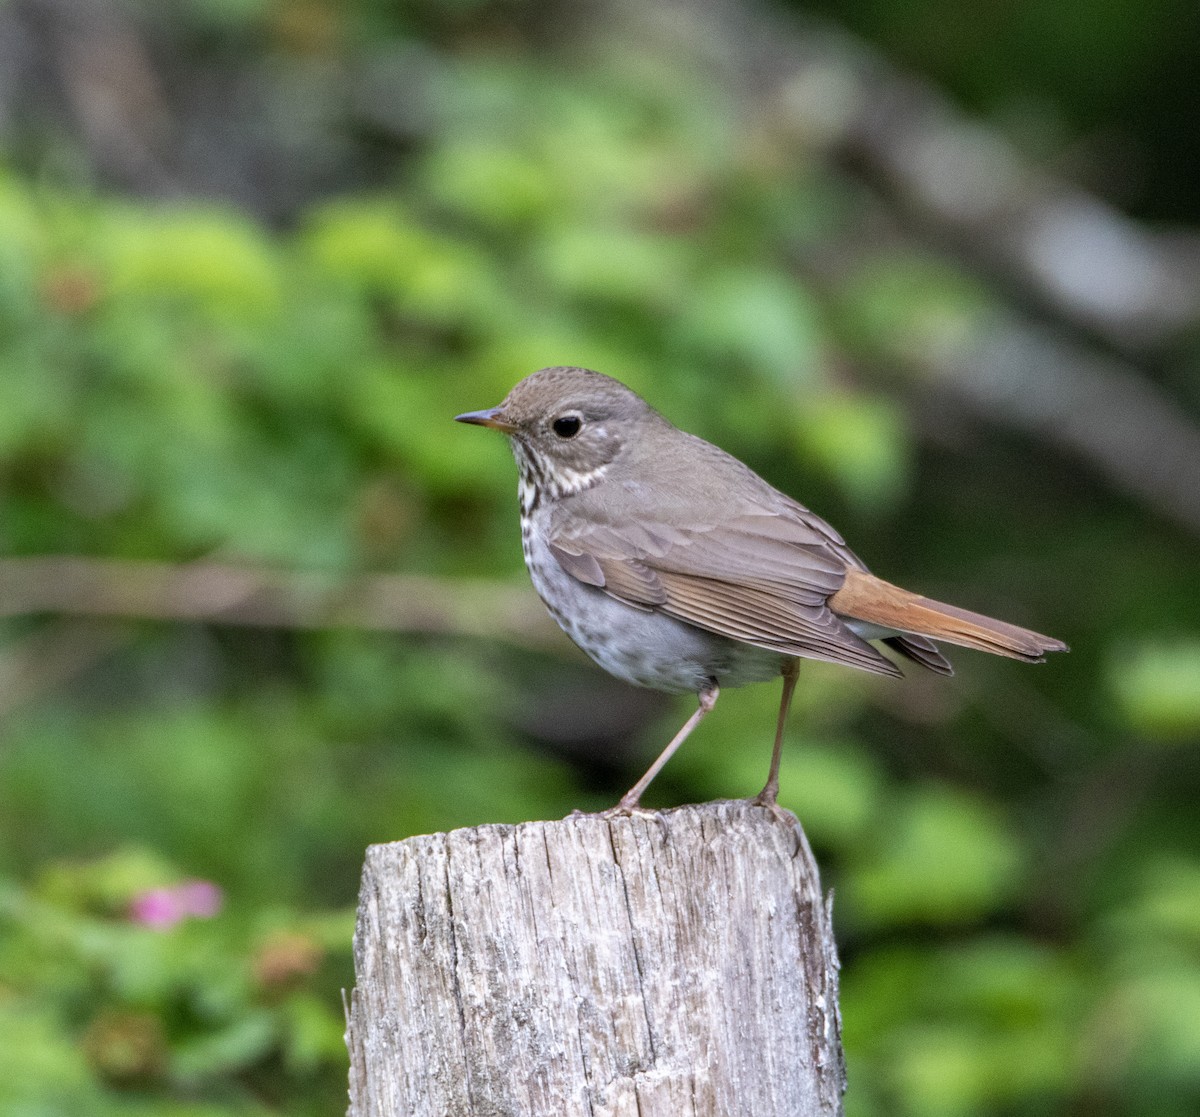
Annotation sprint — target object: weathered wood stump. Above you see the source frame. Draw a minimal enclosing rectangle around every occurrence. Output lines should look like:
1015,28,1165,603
346,799,844,1116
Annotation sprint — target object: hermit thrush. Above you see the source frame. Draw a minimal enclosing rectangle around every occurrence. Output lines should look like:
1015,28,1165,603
457,367,1066,812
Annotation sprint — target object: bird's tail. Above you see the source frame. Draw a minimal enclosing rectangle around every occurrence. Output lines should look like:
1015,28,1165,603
830,567,1067,662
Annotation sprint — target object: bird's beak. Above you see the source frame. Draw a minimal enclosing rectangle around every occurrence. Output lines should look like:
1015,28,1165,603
454,407,517,434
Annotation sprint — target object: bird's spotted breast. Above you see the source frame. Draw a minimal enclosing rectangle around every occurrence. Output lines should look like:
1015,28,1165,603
519,495,787,694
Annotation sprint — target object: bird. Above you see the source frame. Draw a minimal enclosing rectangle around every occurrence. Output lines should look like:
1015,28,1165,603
456,366,1067,813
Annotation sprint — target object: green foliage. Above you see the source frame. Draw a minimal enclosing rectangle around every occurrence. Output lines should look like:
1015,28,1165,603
844,937,1081,1117
0,5,1197,1115
0,849,353,1115
791,393,912,515
843,784,1023,930
1111,640,1200,740
832,251,992,369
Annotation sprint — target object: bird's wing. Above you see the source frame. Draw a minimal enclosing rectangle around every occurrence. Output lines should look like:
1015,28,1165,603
547,502,903,677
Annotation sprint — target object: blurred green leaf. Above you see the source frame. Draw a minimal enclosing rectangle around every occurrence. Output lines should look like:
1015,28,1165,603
678,267,825,385
836,253,990,368
102,209,282,325
791,392,912,513
0,1001,104,1112
532,224,692,307
1110,639,1200,740
423,141,561,230
844,784,1024,928
844,938,1081,1116
172,1011,277,1080
778,740,887,848
279,992,348,1070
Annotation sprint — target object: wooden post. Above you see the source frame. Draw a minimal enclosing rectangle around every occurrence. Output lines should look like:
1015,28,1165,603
345,800,845,1116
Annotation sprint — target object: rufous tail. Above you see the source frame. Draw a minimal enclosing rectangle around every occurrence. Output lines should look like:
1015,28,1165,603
829,567,1067,662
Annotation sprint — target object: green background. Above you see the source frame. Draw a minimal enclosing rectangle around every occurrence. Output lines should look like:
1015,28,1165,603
1,0,1198,1113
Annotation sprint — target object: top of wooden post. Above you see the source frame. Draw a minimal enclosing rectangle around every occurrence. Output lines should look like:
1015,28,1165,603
347,799,845,1116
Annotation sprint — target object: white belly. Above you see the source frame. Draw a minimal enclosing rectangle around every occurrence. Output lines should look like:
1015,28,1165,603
522,525,787,695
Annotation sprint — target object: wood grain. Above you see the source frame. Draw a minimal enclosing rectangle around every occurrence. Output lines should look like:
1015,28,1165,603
346,800,844,1116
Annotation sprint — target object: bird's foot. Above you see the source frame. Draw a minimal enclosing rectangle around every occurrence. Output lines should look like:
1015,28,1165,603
601,795,660,820
750,788,796,826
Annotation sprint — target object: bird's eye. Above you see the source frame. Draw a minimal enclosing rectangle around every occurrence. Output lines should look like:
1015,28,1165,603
552,414,583,439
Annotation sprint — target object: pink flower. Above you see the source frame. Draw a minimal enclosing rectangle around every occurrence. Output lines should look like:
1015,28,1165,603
129,879,223,929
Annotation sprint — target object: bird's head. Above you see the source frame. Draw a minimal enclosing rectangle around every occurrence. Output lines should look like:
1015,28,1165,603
456,366,656,495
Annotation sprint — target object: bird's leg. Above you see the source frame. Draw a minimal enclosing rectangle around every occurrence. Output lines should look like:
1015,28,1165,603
608,679,720,815
753,659,800,811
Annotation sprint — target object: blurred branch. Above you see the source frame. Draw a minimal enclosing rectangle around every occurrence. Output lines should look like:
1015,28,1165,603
939,316,1200,534
0,557,564,650
615,0,1200,349
835,63,1200,350
11,0,180,197
2,0,366,218
594,0,1200,536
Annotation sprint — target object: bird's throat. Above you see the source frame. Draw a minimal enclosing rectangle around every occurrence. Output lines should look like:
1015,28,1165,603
513,443,609,507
